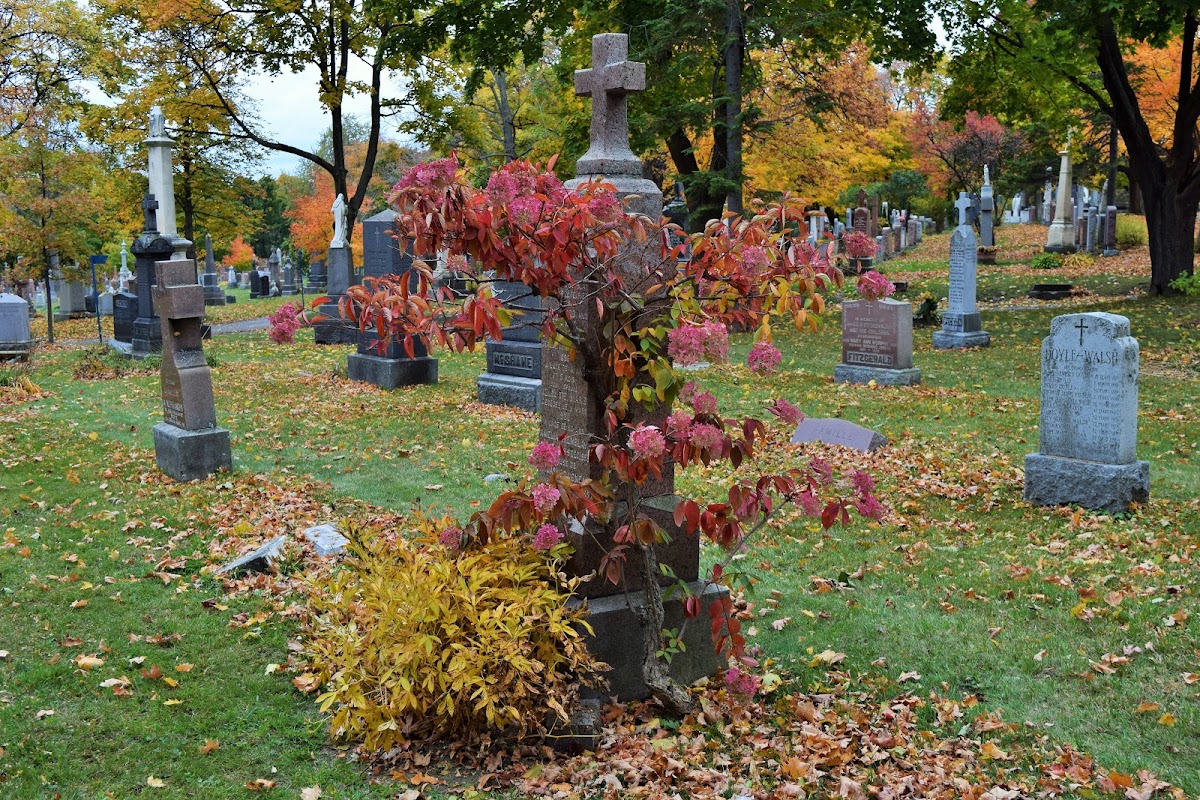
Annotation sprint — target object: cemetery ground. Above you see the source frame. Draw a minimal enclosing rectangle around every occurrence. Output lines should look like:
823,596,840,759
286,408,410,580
1,224,1197,798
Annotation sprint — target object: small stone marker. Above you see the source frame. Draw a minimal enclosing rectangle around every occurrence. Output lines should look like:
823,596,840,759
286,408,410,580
0,292,32,360
219,535,287,576
933,193,990,349
304,524,349,557
112,290,137,345
834,298,921,386
151,259,232,482
790,417,886,452
1103,205,1119,256
1024,312,1149,514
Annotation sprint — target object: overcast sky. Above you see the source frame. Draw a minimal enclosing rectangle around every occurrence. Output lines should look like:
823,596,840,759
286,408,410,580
242,64,413,177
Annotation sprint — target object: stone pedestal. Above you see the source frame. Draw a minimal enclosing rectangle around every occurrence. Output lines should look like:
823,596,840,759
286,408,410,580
314,247,359,345
201,272,227,306
153,424,233,482
305,259,327,292
346,333,438,389
53,280,87,322
932,312,991,349
1023,312,1149,513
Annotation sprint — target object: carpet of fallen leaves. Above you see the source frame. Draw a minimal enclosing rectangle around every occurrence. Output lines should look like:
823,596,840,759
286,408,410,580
513,682,1184,800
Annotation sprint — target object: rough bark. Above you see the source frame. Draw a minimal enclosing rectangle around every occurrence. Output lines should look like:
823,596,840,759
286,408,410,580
494,69,518,163
636,538,695,717
723,0,744,215
664,128,722,231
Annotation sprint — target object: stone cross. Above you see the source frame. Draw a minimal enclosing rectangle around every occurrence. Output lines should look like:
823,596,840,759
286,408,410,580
955,192,972,227
573,33,646,176
142,193,159,233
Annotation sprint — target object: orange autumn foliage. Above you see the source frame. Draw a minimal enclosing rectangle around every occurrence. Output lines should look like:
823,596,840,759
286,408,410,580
227,235,255,270
287,172,364,264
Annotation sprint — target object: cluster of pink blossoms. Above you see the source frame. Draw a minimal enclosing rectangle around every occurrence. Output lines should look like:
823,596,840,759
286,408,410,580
528,441,561,470
856,269,895,302
439,525,463,553
267,302,302,344
667,321,729,366
531,524,564,551
766,398,804,426
746,340,782,376
394,157,458,192
532,483,561,515
723,666,760,699
628,426,667,460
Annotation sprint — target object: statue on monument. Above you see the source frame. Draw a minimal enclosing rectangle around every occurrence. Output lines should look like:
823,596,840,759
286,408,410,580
149,105,167,138
331,194,348,248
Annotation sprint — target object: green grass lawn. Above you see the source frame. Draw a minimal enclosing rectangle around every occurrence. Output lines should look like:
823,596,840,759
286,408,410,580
1,225,1197,798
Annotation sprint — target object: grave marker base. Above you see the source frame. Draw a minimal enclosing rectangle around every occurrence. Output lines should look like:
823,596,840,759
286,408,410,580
152,422,232,482
932,330,992,349
834,364,922,386
476,373,541,412
570,581,728,701
1024,453,1149,515
346,352,438,389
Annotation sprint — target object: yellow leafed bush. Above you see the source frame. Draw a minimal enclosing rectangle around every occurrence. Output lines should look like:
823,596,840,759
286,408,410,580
299,522,603,752
1115,215,1147,249
1061,252,1096,269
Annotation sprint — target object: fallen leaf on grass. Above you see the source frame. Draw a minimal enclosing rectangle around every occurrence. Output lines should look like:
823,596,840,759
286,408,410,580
1134,702,1161,714
897,671,922,683
1157,713,1176,726
35,709,54,719
141,664,163,680
146,776,166,788
0,650,7,659
245,778,277,791
73,654,104,670
809,649,846,668
293,673,321,693
300,788,322,800
1184,673,1199,685
175,663,193,673
199,739,220,755
70,599,88,609
265,663,281,674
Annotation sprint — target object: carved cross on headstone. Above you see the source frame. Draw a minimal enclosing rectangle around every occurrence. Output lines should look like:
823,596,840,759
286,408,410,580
955,192,972,227
856,188,868,208
573,33,645,176
142,193,159,233
1075,318,1088,346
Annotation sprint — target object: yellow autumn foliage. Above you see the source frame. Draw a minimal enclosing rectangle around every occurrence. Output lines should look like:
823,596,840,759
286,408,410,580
299,522,603,751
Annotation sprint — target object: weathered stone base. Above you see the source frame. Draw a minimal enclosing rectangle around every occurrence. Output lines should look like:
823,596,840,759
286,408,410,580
225,295,236,304
834,364,922,386
313,302,358,345
0,341,32,361
477,373,541,412
203,296,227,307
932,330,991,349
281,288,299,296
1043,244,1076,254
1102,248,1120,257
1024,453,1149,515
571,581,729,702
131,319,162,359
346,352,438,389
152,423,233,482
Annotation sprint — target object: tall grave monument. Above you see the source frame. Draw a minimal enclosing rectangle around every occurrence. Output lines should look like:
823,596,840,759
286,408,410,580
151,259,233,481
131,195,174,358
1024,312,1149,513
313,193,359,344
932,193,991,349
979,166,995,248
1045,138,1076,253
541,33,724,700
145,107,191,262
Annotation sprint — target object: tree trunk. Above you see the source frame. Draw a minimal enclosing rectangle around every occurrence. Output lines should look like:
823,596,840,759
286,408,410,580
636,539,695,717
1142,180,1197,293
494,69,518,163
723,0,744,214
665,129,721,232
43,264,54,345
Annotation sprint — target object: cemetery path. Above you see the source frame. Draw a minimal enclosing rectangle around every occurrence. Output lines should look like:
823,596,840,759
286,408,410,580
56,316,270,346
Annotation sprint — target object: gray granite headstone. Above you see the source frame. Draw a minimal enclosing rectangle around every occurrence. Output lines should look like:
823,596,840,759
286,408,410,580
113,290,137,343
1103,206,1119,256
1024,312,1149,513
834,298,921,385
477,279,546,411
361,209,413,281
0,292,31,359
932,211,990,349
219,535,287,576
304,524,348,557
790,417,886,452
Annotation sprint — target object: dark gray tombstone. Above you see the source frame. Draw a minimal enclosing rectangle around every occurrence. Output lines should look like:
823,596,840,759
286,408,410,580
477,279,546,411
305,258,327,292
150,259,232,481
361,209,413,281
113,290,137,343
200,233,227,307
131,194,173,358
1024,312,1149,513
1103,206,1119,256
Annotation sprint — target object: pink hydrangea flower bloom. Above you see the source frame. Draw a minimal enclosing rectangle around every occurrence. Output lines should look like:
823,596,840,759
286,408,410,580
766,398,804,426
532,483,561,515
688,423,722,451
531,523,564,551
439,526,463,553
692,392,718,416
629,425,667,460
528,441,561,470
746,341,782,376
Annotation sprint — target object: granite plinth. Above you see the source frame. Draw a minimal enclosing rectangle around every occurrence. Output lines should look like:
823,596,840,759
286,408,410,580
571,581,728,702
476,372,541,412
1029,284,1074,300
834,364,922,386
131,318,163,359
152,422,232,482
0,341,32,360
1024,453,1149,515
932,330,992,349
313,302,358,345
346,352,438,389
